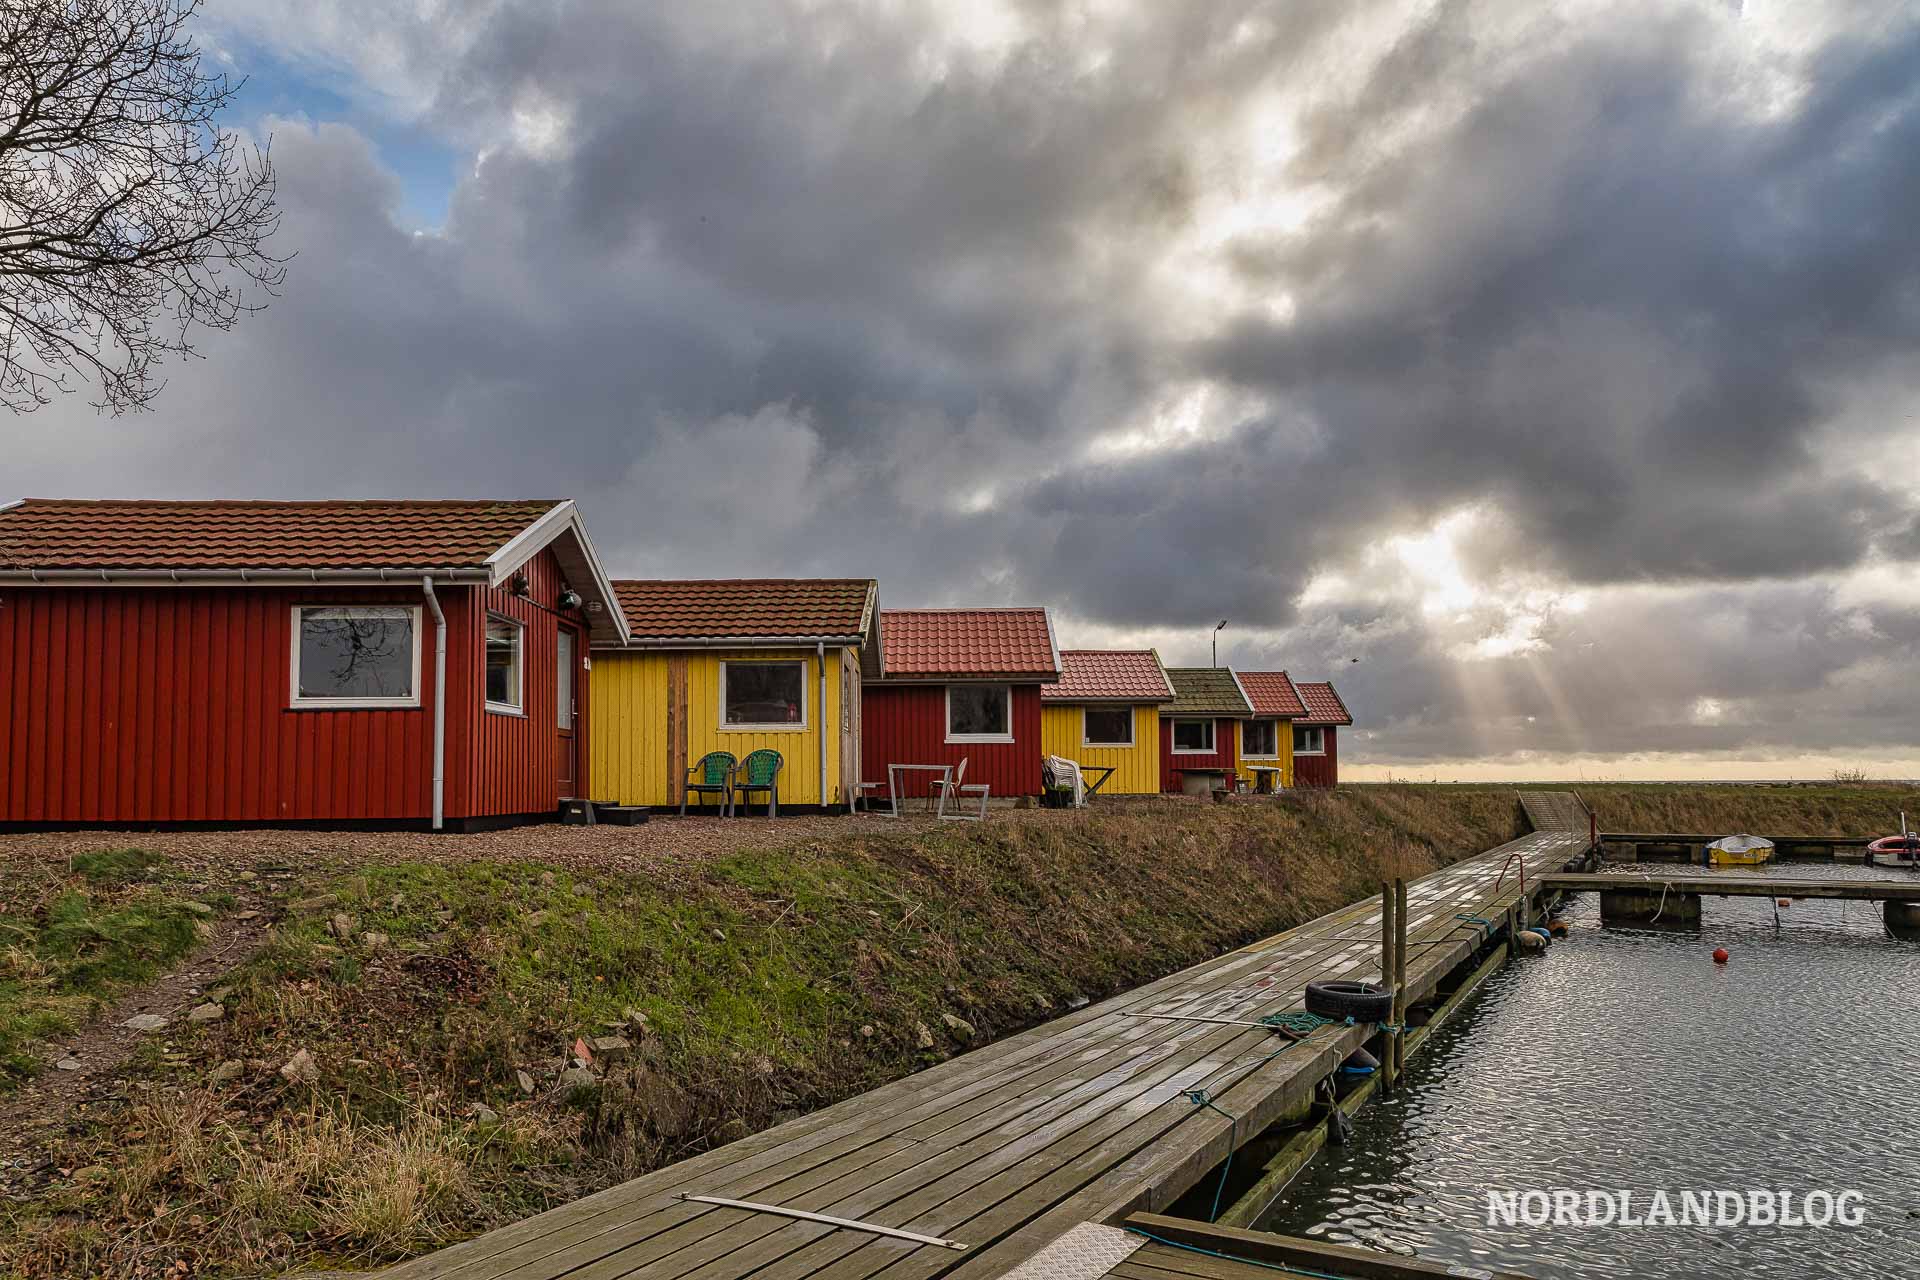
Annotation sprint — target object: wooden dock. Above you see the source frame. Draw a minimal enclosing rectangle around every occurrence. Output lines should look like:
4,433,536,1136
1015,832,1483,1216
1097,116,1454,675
1542,871,1920,901
1597,833,1872,862
1517,791,1588,833
386,796,1591,1280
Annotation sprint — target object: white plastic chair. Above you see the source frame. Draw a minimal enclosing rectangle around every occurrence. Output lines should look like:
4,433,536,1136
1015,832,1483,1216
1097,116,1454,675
934,756,991,821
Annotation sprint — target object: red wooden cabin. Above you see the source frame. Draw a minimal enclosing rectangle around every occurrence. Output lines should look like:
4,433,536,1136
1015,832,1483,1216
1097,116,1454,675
0,498,627,831
1292,681,1353,788
1159,667,1253,794
860,608,1060,800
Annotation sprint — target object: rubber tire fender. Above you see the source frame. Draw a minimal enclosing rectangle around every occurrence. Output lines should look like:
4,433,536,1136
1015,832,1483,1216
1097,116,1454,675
1303,979,1394,1022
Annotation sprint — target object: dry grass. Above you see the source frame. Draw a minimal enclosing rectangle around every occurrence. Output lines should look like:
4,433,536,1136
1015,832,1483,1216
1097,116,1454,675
1569,783,1920,836
10,1089,568,1277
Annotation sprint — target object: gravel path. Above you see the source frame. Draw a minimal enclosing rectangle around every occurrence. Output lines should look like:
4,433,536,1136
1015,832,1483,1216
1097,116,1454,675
0,803,1192,877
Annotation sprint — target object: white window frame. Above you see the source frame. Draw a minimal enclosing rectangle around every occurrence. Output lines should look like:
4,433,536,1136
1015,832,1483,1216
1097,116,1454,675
719,659,809,732
1081,706,1134,748
288,605,422,709
1294,725,1327,756
484,613,525,716
1241,718,1280,759
1171,718,1216,754
945,684,1014,744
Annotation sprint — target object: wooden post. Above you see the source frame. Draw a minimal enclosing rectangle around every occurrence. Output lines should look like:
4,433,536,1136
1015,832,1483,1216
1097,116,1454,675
1379,881,1398,1093
1393,878,1409,1080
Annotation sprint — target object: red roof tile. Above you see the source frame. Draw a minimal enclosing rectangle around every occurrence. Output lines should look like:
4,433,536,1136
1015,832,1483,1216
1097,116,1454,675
614,579,874,641
0,498,560,571
1042,650,1173,702
878,608,1058,680
1238,670,1307,718
1295,681,1353,726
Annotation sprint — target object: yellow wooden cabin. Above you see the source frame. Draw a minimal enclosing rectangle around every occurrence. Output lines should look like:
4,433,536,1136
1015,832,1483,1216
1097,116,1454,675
589,579,880,810
1234,670,1306,790
1037,649,1175,794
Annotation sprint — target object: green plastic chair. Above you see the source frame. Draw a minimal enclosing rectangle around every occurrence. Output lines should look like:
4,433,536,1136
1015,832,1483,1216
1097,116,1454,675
682,751,737,817
733,749,785,818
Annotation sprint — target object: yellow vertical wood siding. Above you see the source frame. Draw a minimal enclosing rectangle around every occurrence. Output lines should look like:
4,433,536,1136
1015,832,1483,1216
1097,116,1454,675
589,648,847,806
1236,718,1294,788
1039,705,1161,794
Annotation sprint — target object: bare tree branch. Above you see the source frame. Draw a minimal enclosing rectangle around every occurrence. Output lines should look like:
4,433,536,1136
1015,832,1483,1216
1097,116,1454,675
0,0,287,413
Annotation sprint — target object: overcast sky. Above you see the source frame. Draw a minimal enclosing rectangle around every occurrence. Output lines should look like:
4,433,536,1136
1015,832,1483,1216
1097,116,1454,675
6,0,1919,781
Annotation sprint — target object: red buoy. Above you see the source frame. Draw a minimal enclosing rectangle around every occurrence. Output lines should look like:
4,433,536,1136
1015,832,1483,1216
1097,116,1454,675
1712,947,1730,964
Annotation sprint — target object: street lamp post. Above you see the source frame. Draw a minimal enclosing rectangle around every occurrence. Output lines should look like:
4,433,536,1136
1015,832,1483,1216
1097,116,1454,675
1213,619,1228,667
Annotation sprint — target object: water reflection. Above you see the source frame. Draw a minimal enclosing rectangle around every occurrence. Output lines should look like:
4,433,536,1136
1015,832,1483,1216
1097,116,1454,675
1258,861,1920,1278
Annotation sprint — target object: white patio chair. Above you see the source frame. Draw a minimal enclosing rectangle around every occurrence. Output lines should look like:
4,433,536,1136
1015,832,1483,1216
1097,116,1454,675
934,756,991,821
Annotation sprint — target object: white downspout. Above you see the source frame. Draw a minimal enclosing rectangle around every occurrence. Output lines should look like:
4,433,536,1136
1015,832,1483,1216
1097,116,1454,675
818,641,829,812
423,577,448,831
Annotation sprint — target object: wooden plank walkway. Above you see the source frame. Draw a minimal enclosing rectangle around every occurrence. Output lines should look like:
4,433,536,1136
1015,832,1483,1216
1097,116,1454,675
1543,871,1920,901
385,795,1590,1280
1517,791,1586,833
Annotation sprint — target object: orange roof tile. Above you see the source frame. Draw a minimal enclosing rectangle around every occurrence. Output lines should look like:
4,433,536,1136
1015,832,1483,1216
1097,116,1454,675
613,579,875,641
1238,670,1307,718
1296,681,1353,726
878,608,1058,680
1041,650,1173,702
0,498,560,571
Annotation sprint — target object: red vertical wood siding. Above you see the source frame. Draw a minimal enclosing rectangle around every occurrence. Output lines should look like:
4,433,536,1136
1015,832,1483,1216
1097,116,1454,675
1,584,435,823
1159,717,1240,792
446,548,570,820
0,546,591,826
1294,727,1339,788
859,683,1043,797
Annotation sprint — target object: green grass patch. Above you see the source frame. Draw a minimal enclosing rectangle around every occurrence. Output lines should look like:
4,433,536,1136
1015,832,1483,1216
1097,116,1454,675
67,847,166,884
0,853,207,1090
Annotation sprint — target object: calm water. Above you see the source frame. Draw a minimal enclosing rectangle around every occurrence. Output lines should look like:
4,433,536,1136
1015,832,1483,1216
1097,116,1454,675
1259,861,1920,1279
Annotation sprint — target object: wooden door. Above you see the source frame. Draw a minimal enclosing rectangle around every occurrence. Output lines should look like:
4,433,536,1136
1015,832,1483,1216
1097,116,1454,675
556,628,579,798
840,648,862,809
666,655,689,806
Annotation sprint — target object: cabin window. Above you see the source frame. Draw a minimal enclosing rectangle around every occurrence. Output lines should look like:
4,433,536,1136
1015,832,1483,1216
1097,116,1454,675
485,615,524,713
947,684,1012,742
722,661,807,728
1083,707,1133,747
291,606,420,707
1243,718,1279,757
1294,725,1326,755
1172,719,1215,753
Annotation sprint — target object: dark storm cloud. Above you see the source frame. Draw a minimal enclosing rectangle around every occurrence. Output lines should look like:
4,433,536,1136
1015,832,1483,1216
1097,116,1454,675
1194,9,1920,600
7,0,1920,770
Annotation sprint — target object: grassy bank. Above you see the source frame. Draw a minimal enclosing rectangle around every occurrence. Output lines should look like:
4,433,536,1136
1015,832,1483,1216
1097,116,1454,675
0,850,221,1089
1571,783,1919,836
7,781,1901,1278
0,790,1524,1279
1336,782,1919,836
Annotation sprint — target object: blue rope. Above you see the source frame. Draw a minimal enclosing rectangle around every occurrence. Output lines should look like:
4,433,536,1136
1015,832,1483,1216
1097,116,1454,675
1182,1088,1240,1222
1454,912,1496,938
1123,1227,1349,1280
